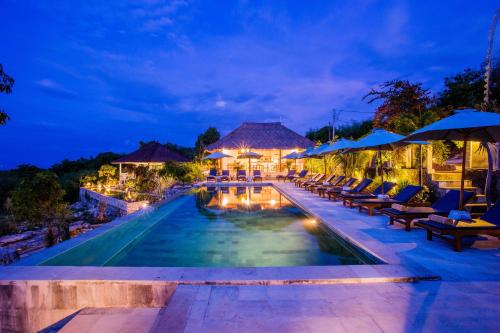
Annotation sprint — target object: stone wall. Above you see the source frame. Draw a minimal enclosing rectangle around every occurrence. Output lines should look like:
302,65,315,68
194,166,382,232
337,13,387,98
0,280,176,333
79,188,148,215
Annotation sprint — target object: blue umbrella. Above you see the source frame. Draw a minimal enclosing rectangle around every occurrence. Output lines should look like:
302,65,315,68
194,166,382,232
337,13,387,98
203,151,233,160
203,151,233,172
403,109,500,209
350,129,406,194
306,143,332,174
307,143,331,157
296,147,315,159
283,152,300,159
321,138,357,155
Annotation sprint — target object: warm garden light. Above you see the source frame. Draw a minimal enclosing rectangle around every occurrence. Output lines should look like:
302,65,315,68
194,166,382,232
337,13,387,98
269,199,276,206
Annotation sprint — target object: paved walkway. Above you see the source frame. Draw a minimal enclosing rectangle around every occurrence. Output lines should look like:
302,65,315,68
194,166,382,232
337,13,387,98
146,183,500,333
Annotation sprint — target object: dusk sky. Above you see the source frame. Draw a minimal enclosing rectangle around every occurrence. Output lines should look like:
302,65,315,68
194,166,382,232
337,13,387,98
1,0,498,169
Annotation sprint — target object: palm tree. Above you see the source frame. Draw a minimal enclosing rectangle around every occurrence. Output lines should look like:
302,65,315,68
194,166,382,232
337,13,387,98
482,9,499,207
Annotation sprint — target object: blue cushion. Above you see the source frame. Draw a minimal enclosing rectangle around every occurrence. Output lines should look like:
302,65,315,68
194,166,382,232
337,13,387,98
393,185,423,202
481,200,500,226
373,182,396,195
432,190,475,211
353,178,372,192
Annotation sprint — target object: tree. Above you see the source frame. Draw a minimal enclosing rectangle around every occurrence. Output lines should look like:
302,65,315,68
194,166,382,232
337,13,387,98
437,62,500,112
11,172,69,245
363,80,437,134
97,164,117,185
306,120,373,143
0,64,14,125
195,127,220,157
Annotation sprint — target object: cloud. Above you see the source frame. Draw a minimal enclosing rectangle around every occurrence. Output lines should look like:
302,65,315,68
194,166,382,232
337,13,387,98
140,17,174,32
35,79,78,100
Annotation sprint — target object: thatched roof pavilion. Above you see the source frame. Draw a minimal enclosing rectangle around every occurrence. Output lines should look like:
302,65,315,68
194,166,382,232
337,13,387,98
112,141,189,164
206,122,313,175
207,122,313,150
112,141,189,183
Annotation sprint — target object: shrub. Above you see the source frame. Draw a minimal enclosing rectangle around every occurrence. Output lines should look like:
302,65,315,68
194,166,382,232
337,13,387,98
10,171,70,239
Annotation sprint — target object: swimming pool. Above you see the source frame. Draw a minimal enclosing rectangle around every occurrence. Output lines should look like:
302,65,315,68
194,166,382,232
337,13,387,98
41,186,377,267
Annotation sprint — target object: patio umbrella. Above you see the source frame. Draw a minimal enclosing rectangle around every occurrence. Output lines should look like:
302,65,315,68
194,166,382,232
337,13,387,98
350,129,405,194
321,138,357,178
283,151,300,159
237,151,262,173
283,151,300,169
402,109,500,210
306,143,331,174
203,151,233,172
321,138,357,155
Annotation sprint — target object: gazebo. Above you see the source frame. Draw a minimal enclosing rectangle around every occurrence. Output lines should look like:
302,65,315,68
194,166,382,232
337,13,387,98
112,141,189,182
206,122,313,176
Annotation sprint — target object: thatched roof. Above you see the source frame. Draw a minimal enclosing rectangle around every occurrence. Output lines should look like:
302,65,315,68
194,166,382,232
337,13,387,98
206,122,313,150
112,142,189,164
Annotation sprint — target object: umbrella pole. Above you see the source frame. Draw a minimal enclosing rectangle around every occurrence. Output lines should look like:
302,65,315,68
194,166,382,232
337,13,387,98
418,144,423,186
323,156,327,174
459,138,468,210
248,158,251,174
379,147,384,195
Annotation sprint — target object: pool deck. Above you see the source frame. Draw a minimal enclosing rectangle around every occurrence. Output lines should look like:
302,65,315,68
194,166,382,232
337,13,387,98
2,181,500,332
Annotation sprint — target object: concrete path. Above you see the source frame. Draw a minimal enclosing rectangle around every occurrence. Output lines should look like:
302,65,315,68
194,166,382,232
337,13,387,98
147,183,500,333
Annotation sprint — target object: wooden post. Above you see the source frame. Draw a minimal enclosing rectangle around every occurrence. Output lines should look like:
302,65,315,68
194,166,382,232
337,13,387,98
459,137,468,210
379,147,384,195
418,144,423,186
279,150,282,172
119,163,122,183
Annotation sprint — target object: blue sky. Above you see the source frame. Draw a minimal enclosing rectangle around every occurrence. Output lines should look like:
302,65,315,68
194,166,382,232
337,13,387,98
0,0,498,168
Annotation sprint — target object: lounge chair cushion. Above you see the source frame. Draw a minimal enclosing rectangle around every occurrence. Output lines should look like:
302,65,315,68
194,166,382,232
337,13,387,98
429,214,455,225
431,190,474,211
481,200,500,226
392,185,423,202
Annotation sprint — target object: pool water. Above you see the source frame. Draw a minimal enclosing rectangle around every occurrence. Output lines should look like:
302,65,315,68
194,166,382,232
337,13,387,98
42,186,376,267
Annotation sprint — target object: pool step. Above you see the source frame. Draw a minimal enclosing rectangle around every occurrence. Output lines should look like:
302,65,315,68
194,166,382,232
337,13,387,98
58,307,161,333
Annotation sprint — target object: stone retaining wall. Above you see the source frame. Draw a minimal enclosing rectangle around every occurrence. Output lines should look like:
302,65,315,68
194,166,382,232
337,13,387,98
79,188,148,215
0,280,176,333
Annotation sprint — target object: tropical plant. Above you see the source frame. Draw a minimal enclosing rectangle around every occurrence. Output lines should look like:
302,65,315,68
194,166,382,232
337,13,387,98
10,171,70,245
80,174,97,187
0,64,14,125
97,164,117,185
160,162,195,185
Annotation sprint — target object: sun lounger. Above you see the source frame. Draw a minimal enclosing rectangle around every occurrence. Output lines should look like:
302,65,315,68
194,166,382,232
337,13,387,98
352,185,423,216
206,169,217,182
415,200,500,251
277,170,295,182
295,173,319,187
315,176,345,197
237,170,247,182
306,174,336,192
381,189,475,231
301,174,325,188
253,170,263,182
291,170,308,183
326,177,359,200
221,170,230,182
341,181,396,206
